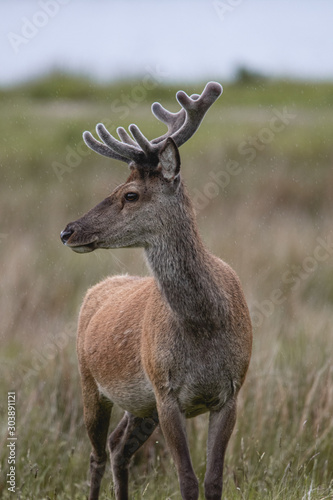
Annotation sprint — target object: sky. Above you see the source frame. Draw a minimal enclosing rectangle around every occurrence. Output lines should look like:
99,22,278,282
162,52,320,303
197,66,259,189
1,0,333,86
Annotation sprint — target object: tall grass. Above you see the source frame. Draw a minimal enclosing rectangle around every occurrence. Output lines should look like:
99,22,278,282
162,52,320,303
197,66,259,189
0,75,332,499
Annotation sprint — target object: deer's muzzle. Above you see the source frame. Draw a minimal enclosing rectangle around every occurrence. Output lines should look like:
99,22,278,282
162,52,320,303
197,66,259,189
60,225,98,253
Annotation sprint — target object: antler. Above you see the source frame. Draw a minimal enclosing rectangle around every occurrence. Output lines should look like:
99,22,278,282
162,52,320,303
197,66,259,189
83,81,223,166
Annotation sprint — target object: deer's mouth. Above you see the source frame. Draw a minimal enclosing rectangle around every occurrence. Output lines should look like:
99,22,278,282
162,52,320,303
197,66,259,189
69,241,99,253
60,227,100,253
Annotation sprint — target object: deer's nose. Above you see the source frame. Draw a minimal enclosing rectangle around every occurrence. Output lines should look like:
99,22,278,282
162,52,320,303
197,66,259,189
60,226,74,244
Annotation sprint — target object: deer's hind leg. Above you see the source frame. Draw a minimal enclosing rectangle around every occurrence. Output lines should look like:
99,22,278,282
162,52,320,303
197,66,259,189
108,411,158,500
80,369,113,500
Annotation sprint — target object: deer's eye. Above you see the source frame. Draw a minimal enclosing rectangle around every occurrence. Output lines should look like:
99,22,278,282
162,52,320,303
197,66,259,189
124,192,139,202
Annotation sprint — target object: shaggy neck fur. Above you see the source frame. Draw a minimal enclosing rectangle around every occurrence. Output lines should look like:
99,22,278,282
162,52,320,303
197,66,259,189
145,183,228,332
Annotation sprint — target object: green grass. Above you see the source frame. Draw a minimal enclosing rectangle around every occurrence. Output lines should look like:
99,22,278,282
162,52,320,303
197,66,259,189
0,74,333,499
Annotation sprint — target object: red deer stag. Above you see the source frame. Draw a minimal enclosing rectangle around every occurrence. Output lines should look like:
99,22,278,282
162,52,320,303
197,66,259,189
61,82,252,500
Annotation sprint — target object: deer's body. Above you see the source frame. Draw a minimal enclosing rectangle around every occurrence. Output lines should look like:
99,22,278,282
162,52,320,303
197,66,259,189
78,185,251,420
61,82,252,500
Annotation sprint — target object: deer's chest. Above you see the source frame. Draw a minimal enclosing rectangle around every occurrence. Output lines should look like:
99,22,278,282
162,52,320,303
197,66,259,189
158,333,235,417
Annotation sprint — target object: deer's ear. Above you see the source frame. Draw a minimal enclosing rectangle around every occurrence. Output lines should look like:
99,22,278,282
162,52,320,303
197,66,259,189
158,138,181,181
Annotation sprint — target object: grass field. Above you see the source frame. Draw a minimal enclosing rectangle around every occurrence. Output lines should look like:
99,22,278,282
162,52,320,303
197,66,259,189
0,73,333,499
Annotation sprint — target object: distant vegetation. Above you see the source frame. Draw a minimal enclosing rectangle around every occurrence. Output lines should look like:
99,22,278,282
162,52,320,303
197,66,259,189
0,74,332,499
1,69,333,107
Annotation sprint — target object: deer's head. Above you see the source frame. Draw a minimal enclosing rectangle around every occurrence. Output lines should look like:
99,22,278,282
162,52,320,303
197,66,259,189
60,82,222,253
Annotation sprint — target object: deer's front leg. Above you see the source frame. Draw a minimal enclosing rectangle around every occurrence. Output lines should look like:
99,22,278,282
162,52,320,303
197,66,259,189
204,398,237,500
156,395,199,500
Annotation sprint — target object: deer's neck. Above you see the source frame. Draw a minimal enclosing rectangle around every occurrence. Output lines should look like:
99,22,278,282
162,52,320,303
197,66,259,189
145,187,227,331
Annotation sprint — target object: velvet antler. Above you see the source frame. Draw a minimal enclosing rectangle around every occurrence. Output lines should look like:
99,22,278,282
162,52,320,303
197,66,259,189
83,81,223,166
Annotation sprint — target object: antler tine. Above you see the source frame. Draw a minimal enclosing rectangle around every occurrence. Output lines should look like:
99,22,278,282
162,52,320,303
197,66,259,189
171,82,223,147
96,123,145,164
150,104,186,145
129,124,159,160
117,127,137,146
83,130,129,163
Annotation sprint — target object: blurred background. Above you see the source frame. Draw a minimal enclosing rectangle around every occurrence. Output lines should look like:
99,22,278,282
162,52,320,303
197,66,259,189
0,1,333,499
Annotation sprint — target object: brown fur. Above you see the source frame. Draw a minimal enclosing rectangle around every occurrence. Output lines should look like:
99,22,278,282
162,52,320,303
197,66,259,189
62,135,252,500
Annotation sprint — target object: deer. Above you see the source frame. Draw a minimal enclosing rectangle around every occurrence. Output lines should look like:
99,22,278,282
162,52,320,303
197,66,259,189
60,81,252,500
